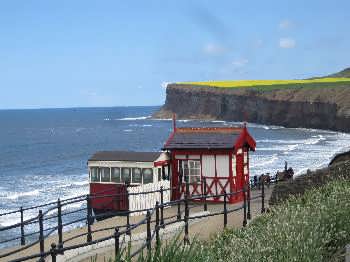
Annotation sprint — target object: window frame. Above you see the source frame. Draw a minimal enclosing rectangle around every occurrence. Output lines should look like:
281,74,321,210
181,160,201,184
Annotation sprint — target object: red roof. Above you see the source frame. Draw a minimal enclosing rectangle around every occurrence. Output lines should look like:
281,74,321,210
163,126,256,151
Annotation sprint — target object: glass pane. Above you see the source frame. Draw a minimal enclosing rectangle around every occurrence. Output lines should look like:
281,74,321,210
121,168,131,184
111,168,121,183
143,168,153,184
90,167,100,182
132,168,142,183
100,167,110,182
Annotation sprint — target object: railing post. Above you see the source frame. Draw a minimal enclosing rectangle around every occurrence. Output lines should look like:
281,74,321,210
261,178,265,213
177,173,182,221
223,191,227,229
114,227,120,259
50,243,57,262
203,177,207,212
160,186,164,228
86,195,92,243
57,198,63,252
126,189,131,237
38,210,45,262
146,210,151,252
183,181,190,245
243,189,247,227
155,201,160,247
247,184,251,220
20,206,25,246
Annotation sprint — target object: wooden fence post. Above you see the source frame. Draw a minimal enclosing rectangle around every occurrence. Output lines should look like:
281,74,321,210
243,190,247,227
160,186,164,228
183,181,190,245
203,177,208,212
261,179,265,214
38,210,45,262
114,227,120,259
50,243,57,262
57,199,63,252
223,191,227,229
146,210,151,252
247,184,251,220
20,206,25,246
86,196,92,243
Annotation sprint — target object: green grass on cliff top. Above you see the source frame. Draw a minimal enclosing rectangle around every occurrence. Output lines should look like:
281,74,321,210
176,77,350,90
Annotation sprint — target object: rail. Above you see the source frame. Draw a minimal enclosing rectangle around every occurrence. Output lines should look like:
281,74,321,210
0,178,274,261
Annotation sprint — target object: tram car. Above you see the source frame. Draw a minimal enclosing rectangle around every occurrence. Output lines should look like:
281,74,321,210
88,151,170,216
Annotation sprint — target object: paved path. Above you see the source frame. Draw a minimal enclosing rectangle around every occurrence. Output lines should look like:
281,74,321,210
0,186,273,262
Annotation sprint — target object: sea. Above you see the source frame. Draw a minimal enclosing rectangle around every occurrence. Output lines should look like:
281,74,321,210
1,106,350,247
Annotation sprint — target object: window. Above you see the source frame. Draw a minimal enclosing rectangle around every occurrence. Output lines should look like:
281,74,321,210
182,160,201,183
121,168,131,184
111,167,121,183
143,168,153,184
100,167,110,182
90,167,100,182
232,156,237,177
132,168,142,184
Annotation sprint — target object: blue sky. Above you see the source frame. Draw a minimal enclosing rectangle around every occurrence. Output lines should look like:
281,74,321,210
0,0,349,109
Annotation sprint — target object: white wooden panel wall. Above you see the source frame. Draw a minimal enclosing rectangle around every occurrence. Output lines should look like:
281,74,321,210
202,155,215,177
232,155,237,177
127,180,170,216
216,155,229,177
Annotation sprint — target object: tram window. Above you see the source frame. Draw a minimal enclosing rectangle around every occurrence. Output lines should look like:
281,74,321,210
90,167,100,182
132,168,142,183
121,168,131,184
111,167,121,183
143,168,153,184
100,167,111,182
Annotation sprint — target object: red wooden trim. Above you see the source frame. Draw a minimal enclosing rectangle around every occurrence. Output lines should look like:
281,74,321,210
164,131,175,148
154,160,170,167
171,149,232,155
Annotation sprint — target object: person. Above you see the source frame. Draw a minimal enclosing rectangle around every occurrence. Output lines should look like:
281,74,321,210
284,161,288,172
253,175,258,188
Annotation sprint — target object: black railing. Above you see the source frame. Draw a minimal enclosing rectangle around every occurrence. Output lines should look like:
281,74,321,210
0,179,272,262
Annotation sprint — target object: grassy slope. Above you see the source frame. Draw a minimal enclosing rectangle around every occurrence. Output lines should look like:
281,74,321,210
122,179,350,262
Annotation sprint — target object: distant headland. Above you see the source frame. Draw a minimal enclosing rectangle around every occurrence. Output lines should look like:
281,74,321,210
153,68,350,132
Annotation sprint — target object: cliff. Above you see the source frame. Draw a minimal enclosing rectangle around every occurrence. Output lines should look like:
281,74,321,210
153,83,350,132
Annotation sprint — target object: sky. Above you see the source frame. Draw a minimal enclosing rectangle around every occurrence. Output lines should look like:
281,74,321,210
0,0,349,109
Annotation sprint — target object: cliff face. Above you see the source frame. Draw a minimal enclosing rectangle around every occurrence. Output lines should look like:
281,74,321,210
154,84,350,132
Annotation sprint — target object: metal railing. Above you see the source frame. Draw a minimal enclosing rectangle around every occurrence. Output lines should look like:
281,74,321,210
0,178,271,262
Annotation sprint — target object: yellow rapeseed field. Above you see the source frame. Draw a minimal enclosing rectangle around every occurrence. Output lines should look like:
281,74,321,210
177,77,350,88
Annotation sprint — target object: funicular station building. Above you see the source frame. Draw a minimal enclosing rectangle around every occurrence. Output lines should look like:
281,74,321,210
88,120,256,215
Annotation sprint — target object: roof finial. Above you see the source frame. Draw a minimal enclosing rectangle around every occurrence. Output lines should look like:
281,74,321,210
172,113,177,132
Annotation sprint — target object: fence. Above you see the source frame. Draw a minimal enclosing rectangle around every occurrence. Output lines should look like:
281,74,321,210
0,179,272,262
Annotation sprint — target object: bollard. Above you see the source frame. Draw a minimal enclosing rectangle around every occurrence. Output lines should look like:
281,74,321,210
160,186,164,228
146,210,151,252
20,206,25,246
261,179,265,213
243,190,247,227
38,210,45,262
247,184,251,220
114,227,120,259
86,196,92,242
183,181,190,245
203,177,208,212
155,201,160,247
50,243,57,262
57,199,63,252
223,191,227,229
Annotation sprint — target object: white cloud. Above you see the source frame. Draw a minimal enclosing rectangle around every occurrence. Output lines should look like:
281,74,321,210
203,43,228,55
232,58,249,67
279,37,296,48
279,19,293,29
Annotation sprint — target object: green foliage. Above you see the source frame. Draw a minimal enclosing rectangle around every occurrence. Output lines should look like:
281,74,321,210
114,179,350,261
